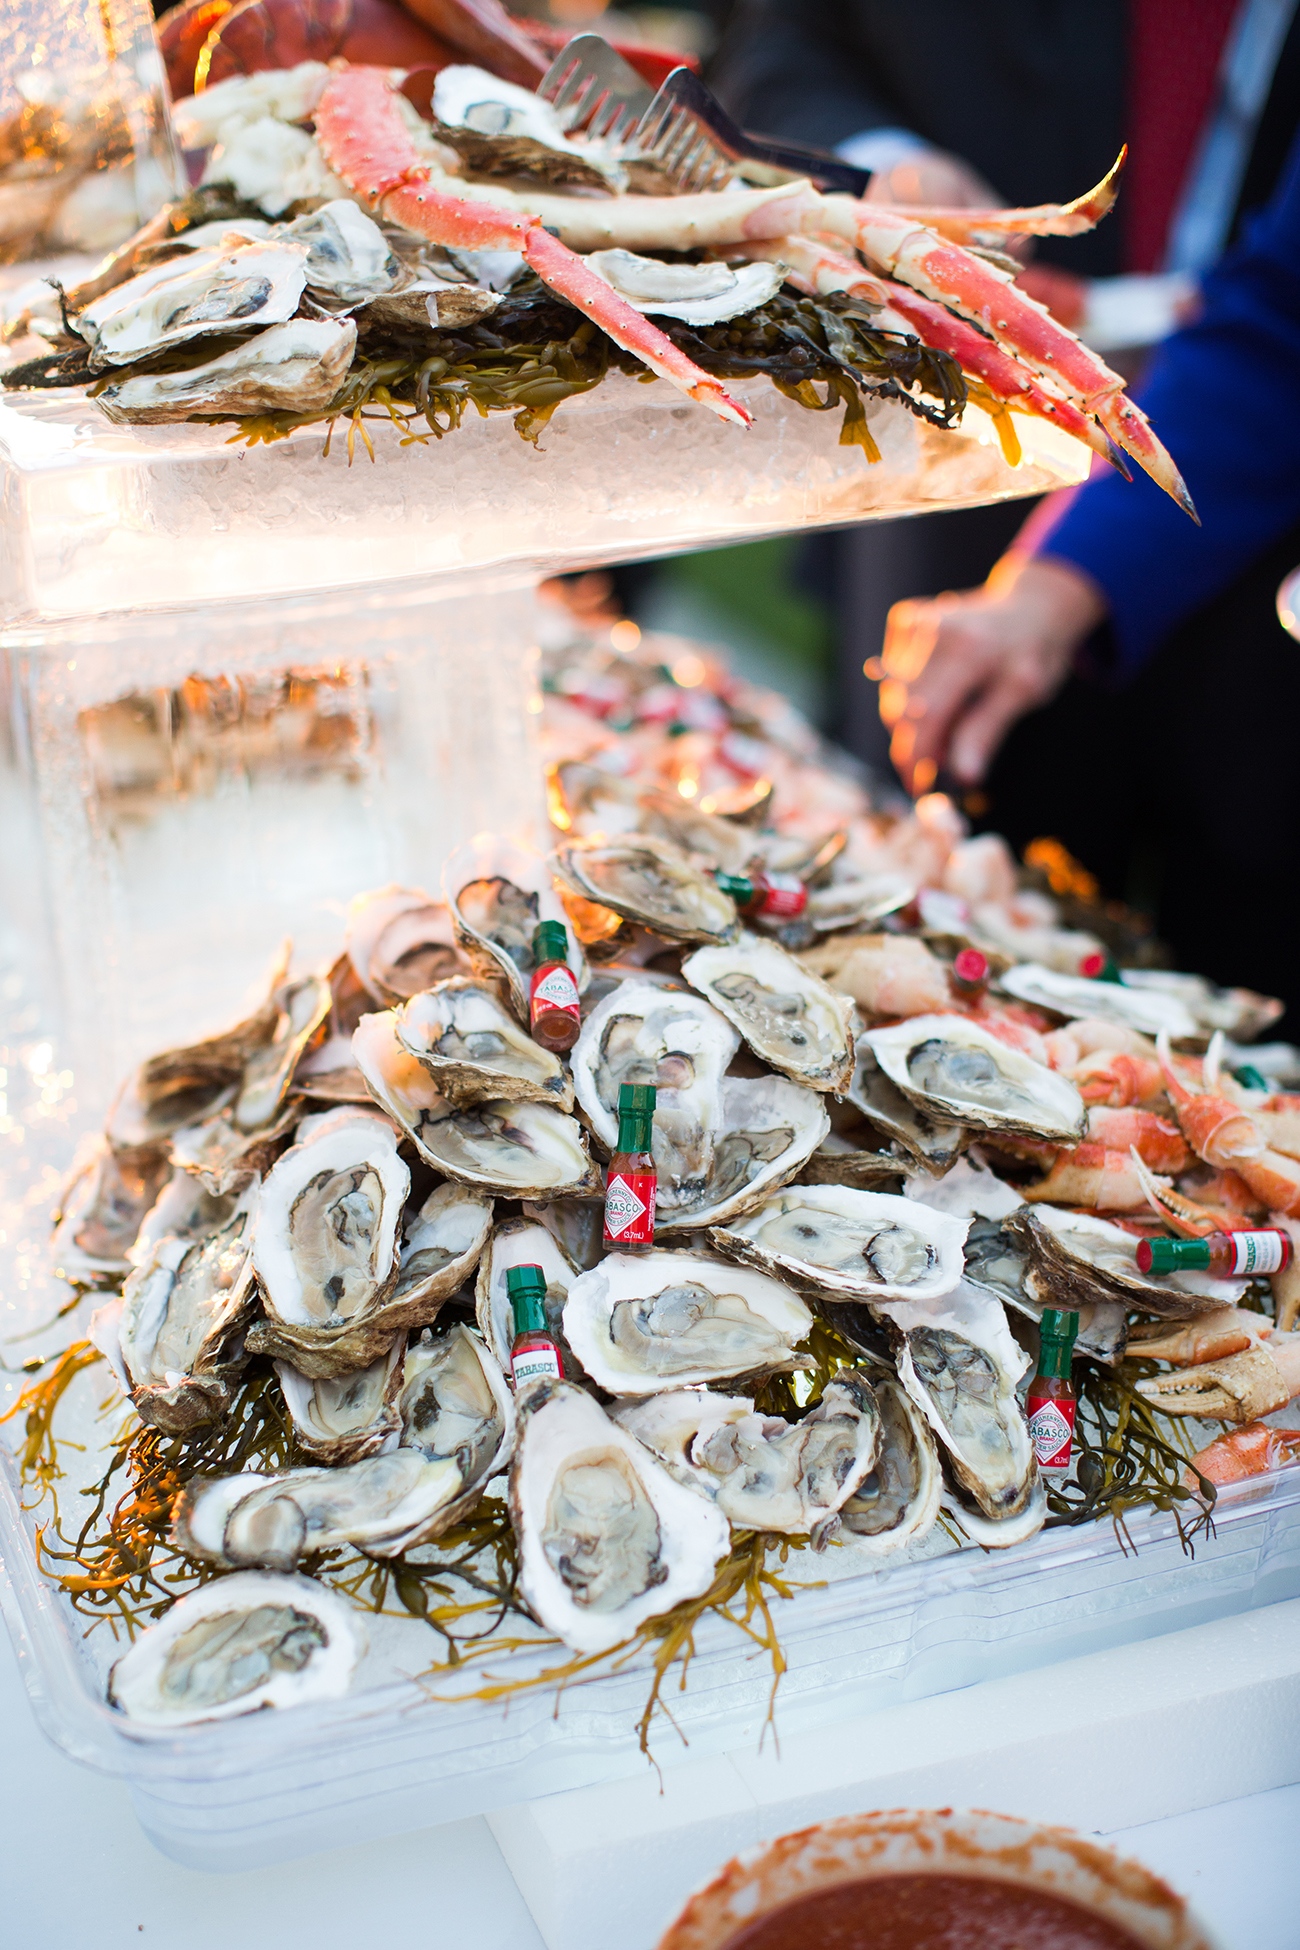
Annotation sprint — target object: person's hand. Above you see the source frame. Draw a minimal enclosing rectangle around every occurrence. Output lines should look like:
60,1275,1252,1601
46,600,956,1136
877,555,1108,794
863,149,1003,211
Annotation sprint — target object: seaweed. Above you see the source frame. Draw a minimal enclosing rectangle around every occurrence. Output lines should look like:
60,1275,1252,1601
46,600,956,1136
1044,1355,1217,1551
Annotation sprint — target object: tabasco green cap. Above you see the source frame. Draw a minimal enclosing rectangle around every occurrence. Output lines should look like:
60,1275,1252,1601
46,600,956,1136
1137,1236,1210,1274
1039,1308,1079,1345
618,1082,657,1114
506,1263,548,1304
532,920,568,964
713,870,754,903
1233,1063,1270,1093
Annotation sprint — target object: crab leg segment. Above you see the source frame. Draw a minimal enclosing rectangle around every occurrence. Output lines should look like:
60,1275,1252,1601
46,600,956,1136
312,68,751,427
741,235,1125,471
881,148,1127,244
812,201,1195,514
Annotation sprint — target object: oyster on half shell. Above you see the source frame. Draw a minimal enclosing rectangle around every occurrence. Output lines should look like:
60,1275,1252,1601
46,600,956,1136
864,1015,1087,1144
246,1108,410,1376
1008,1204,1246,1320
709,1185,966,1304
682,934,854,1092
391,1180,493,1316
838,1372,942,1556
656,1073,829,1231
173,1325,513,1567
444,835,584,1023
563,1249,813,1395
553,833,738,945
276,1335,405,1464
397,977,572,1109
508,1379,730,1655
613,1372,880,1534
432,65,625,190
345,885,467,1003
586,250,783,326
108,1572,362,1726
572,980,737,1211
846,1039,966,1175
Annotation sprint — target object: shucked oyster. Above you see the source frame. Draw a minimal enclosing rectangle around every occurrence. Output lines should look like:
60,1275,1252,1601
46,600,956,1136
682,935,854,1092
838,1372,942,1556
353,1011,599,1200
397,977,572,1109
276,1335,405,1465
108,1571,362,1727
96,318,357,425
174,1325,513,1568
613,1372,880,1535
883,1281,1038,1524
345,885,467,1004
563,1249,813,1395
656,1073,829,1230
553,833,738,945
391,1180,493,1315
246,1108,410,1375
93,1183,259,1431
433,65,625,190
1008,1204,1246,1320
444,835,584,1023
709,1185,966,1303
509,1379,730,1655
572,980,738,1211
587,251,785,326
76,239,311,365
846,1038,966,1175
864,1015,1087,1144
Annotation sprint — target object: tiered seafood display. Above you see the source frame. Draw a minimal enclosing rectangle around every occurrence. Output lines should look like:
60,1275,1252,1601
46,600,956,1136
2,35,1190,511
11,619,1299,1737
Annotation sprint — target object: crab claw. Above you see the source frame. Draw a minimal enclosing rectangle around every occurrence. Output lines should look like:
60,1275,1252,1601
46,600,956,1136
904,147,1128,244
1155,1030,1261,1167
1096,394,1199,521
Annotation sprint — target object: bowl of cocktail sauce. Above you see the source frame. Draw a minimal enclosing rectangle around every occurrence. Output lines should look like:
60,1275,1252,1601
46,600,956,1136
656,1808,1218,1950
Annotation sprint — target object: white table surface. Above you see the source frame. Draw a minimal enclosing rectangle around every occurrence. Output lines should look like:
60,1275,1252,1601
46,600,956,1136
1,1619,1294,1950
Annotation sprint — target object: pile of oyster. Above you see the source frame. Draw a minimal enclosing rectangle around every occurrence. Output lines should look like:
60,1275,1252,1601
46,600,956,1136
63,796,1280,1727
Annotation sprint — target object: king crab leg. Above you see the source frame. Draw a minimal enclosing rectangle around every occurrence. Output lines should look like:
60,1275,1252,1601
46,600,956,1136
312,67,752,426
737,233,1128,472
871,148,1127,245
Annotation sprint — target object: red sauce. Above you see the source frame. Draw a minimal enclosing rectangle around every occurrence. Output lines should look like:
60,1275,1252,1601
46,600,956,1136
720,1872,1147,1950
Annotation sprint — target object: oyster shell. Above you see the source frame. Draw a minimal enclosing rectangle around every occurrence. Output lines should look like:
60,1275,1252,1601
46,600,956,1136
571,980,738,1212
276,1335,405,1464
96,318,357,425
432,65,625,190
353,1010,599,1199
509,1379,730,1655
885,1281,1037,1522
129,1169,243,1265
170,1095,301,1197
108,1571,362,1726
444,835,584,1022
709,1185,966,1303
391,1180,493,1315
278,199,402,303
397,977,572,1109
562,1249,813,1395
656,1073,830,1230
233,971,333,1133
586,251,783,325
345,885,466,1004
612,1371,879,1534
838,1373,942,1556
682,935,854,1092
51,1136,170,1283
999,963,1199,1040
553,834,738,945
475,1216,580,1375
107,1184,259,1431
174,1325,513,1566
941,1473,1047,1549
846,1038,967,1175
1008,1205,1246,1320
246,1108,410,1376
864,1015,1088,1144
76,239,311,365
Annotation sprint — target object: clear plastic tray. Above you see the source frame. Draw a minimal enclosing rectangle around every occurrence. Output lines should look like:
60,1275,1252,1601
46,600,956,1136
0,369,1088,626
4,1419,1299,1872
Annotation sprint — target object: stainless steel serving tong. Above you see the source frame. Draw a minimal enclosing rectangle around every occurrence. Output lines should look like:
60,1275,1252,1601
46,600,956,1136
538,35,870,197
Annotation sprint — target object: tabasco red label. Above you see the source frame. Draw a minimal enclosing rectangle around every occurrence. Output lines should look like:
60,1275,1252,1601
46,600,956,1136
759,872,807,918
1027,1394,1076,1472
603,1170,656,1245
530,963,581,1020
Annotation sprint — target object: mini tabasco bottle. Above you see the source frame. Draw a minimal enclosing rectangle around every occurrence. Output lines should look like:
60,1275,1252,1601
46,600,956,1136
1079,950,1123,983
603,1081,657,1251
1137,1230,1293,1277
506,1263,563,1390
950,947,990,999
1026,1308,1079,1476
529,920,581,1053
713,868,808,922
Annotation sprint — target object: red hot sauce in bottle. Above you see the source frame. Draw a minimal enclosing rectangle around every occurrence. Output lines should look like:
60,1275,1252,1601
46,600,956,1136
1138,1229,1293,1277
1026,1308,1079,1475
714,868,808,922
529,920,581,1053
603,1082,657,1251
507,1263,563,1391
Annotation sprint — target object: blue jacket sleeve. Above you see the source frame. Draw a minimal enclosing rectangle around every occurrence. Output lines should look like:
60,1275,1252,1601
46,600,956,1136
1029,130,1300,679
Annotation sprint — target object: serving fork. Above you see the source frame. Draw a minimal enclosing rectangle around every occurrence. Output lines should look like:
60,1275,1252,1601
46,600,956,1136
538,36,870,197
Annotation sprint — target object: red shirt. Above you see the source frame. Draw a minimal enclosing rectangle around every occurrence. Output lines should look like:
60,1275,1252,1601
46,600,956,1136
1125,0,1239,270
